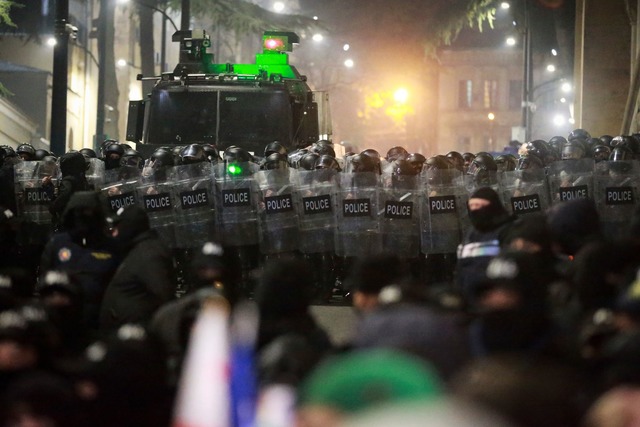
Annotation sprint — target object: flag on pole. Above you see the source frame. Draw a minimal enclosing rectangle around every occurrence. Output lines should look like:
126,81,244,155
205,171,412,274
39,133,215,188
230,301,259,427
172,295,231,427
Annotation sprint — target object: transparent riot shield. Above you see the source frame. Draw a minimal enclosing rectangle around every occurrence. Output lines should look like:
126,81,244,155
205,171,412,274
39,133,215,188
294,169,338,254
14,159,58,225
172,163,216,249
85,158,105,191
547,158,594,204
255,168,299,255
463,171,499,195
135,166,176,248
212,162,260,247
594,160,640,239
335,172,382,257
100,167,141,215
420,169,465,255
380,174,420,258
499,168,550,217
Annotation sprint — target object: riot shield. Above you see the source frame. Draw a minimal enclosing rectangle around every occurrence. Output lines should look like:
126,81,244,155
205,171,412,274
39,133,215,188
380,174,420,258
212,162,260,247
594,160,640,239
335,172,382,257
499,168,550,217
547,158,594,204
255,168,299,254
420,169,465,255
85,158,105,191
135,166,176,248
172,163,216,249
14,159,58,225
100,167,140,214
463,171,499,195
294,169,338,254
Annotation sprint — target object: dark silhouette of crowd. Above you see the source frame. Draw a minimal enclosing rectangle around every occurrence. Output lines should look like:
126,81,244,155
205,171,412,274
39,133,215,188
1,130,640,426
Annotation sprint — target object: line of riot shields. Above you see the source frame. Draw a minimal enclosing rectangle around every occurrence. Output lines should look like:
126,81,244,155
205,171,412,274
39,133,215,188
13,156,640,254
11,155,640,294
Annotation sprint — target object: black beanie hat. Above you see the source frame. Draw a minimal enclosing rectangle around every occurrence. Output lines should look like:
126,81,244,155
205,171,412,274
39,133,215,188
470,187,502,206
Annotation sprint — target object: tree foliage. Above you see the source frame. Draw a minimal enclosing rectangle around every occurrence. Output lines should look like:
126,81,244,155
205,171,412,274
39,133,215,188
0,0,19,27
166,0,321,35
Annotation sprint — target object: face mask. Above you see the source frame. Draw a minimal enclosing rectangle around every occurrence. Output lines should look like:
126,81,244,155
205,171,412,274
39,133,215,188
469,205,500,232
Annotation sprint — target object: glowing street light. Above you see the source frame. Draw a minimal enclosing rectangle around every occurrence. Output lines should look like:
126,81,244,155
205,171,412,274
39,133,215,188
116,58,128,67
46,37,57,47
312,33,323,42
488,112,496,121
273,2,285,12
553,114,566,127
501,2,510,9
551,48,558,56
561,82,572,92
344,59,354,68
506,36,516,46
546,64,556,72
343,43,350,51
394,88,409,104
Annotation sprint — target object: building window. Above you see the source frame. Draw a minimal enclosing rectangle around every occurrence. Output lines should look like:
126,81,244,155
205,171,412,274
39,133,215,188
458,80,473,109
483,80,498,109
509,80,523,110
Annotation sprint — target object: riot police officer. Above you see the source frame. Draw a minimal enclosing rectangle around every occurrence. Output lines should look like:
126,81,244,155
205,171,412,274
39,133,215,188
16,144,36,161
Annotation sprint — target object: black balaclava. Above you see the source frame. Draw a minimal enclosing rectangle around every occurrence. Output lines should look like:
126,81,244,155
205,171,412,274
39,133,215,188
468,187,510,232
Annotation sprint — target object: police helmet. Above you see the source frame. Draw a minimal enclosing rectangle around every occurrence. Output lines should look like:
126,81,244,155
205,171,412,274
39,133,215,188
522,140,555,165
34,149,50,161
386,146,409,162
446,151,465,171
584,138,601,157
202,144,220,163
264,141,287,158
461,152,475,172
561,140,586,160
104,142,125,157
609,146,635,173
121,149,144,168
359,149,381,174
59,151,89,177
516,153,544,171
568,128,591,142
610,145,634,162
262,153,289,171
180,144,207,164
425,155,452,171
599,135,614,147
495,154,517,172
592,144,611,163
223,146,252,164
150,148,175,168
298,152,320,171
16,143,36,161
548,136,568,158
611,135,640,158
407,153,426,174
316,155,341,172
0,145,16,158
467,153,497,175
100,139,119,158
350,153,379,173
310,142,336,158
79,148,97,159
361,148,381,159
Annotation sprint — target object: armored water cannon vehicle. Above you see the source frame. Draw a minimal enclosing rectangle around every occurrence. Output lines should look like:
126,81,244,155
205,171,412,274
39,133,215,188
126,29,329,157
